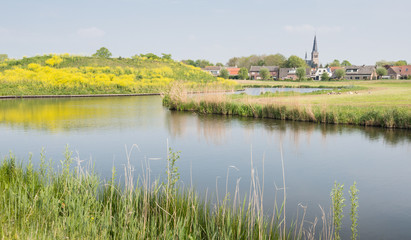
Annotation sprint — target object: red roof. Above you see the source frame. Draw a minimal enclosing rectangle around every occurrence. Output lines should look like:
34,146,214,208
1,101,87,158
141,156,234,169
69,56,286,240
226,67,240,76
330,67,342,72
391,65,411,76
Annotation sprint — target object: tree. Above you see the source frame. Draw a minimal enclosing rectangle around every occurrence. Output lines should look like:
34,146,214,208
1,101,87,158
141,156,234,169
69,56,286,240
264,53,286,67
341,60,352,67
329,59,341,67
376,67,388,79
284,55,307,68
296,67,306,81
238,68,248,80
161,53,172,60
227,57,239,67
140,53,161,60
376,60,394,67
321,72,330,81
257,59,265,66
334,69,346,80
0,54,8,61
216,62,224,67
92,47,112,58
259,68,270,80
219,68,229,79
395,60,407,66
182,59,214,68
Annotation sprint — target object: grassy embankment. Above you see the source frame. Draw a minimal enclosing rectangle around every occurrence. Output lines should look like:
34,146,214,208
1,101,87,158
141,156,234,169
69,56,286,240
0,148,351,239
163,80,411,129
0,54,236,96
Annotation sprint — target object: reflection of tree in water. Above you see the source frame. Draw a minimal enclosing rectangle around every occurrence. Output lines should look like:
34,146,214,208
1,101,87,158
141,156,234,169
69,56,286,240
318,123,411,146
165,111,189,138
196,115,229,145
166,111,229,145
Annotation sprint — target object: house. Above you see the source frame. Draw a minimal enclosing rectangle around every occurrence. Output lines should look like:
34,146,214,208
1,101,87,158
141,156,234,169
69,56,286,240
329,67,342,73
387,65,411,79
343,65,377,80
279,68,311,80
226,67,240,78
202,66,221,77
249,66,279,80
312,68,332,80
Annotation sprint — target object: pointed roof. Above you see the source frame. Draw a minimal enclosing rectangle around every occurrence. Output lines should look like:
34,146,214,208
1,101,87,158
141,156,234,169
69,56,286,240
312,35,318,52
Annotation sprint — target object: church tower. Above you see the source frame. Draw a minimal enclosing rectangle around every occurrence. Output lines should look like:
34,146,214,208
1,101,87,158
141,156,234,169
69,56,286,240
311,35,319,68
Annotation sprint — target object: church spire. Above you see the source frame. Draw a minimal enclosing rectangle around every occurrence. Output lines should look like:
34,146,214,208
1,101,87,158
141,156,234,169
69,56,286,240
312,35,318,52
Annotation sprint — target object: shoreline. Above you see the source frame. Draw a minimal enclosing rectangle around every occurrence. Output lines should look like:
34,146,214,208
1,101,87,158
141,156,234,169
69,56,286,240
0,93,160,99
0,89,244,100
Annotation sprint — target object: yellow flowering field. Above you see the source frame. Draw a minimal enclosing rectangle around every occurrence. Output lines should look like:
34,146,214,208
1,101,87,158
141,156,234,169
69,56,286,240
0,54,236,95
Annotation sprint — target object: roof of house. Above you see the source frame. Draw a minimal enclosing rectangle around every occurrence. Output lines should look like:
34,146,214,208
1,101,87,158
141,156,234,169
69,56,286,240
226,67,240,75
279,68,311,79
345,65,376,75
389,65,411,75
330,67,342,72
202,66,221,71
249,66,279,72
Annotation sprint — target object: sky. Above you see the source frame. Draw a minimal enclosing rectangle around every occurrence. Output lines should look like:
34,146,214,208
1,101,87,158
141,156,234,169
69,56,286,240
1,0,410,66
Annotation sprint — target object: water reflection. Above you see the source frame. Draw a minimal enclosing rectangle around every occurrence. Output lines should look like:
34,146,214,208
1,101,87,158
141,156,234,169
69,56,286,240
165,110,411,147
1,96,410,239
0,96,163,133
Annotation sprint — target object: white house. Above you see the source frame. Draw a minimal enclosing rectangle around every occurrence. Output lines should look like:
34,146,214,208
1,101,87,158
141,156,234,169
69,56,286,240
312,68,332,80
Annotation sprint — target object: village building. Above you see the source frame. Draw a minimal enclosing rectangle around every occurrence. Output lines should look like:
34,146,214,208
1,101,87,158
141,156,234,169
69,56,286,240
387,65,411,79
249,66,279,80
279,68,311,80
202,66,221,77
342,65,377,80
226,67,240,78
312,68,332,80
305,35,319,68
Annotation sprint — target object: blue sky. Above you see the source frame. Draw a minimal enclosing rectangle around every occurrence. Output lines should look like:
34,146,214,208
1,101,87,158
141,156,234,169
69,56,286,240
1,0,410,65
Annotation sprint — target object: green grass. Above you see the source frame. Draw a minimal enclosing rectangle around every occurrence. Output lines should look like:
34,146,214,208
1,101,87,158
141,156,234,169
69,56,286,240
0,149,290,239
164,80,411,129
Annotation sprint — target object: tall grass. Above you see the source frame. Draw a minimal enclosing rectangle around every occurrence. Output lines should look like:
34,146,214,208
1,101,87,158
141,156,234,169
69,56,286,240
163,92,411,129
0,148,285,239
0,146,361,239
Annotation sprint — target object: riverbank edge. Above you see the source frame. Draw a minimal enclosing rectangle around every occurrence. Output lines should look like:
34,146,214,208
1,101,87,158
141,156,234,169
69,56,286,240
0,89,245,99
163,95,411,129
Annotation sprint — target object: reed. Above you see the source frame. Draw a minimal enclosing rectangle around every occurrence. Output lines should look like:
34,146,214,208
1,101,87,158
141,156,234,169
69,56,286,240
163,91,411,129
0,147,348,239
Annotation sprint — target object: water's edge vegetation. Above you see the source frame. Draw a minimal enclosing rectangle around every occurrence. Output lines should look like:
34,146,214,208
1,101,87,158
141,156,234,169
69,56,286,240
163,84,411,129
0,149,358,239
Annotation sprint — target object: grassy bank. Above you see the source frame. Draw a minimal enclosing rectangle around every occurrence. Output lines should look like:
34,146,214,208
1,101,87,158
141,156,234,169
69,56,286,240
0,148,360,239
163,80,411,129
0,55,236,96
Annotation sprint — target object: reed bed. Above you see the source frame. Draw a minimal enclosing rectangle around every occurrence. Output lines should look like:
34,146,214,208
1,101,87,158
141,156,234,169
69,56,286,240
163,85,411,129
0,145,351,240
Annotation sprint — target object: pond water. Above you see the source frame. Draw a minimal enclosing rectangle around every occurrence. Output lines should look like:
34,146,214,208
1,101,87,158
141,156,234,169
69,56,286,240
1,96,410,239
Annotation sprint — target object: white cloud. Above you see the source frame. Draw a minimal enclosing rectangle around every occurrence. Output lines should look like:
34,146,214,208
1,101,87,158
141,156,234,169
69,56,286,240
77,27,106,38
284,24,342,34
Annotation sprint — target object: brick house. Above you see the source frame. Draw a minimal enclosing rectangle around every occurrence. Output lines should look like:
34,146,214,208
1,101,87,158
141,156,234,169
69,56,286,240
249,66,279,80
343,65,377,80
387,65,411,79
279,68,311,80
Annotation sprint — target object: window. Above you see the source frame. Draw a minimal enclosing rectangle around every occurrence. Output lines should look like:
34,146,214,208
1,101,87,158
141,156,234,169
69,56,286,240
355,77,360,80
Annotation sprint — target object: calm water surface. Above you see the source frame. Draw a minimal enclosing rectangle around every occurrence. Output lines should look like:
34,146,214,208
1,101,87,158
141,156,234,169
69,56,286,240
1,96,410,239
